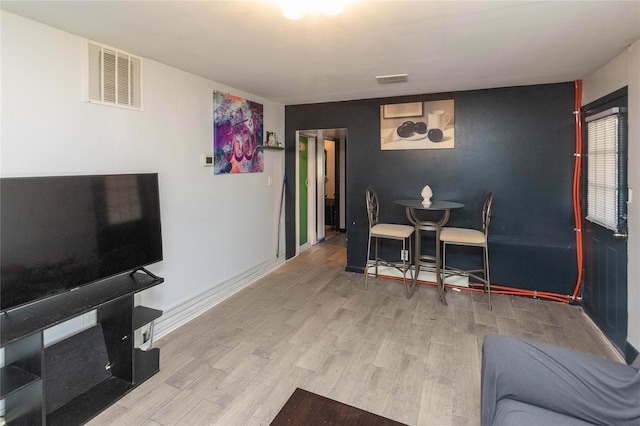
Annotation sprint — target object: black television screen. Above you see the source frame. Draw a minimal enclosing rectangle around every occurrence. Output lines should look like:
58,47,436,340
1,173,163,312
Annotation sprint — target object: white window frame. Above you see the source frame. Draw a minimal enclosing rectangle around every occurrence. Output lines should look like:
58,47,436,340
585,107,624,232
83,40,143,111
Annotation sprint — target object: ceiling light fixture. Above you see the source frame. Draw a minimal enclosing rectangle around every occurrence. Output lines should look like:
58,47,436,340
282,3,306,20
281,0,347,20
318,0,345,16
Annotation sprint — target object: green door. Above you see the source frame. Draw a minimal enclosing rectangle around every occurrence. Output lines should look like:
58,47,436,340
299,136,308,246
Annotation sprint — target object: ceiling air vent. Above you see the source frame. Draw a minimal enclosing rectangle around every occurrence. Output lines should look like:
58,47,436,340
376,74,408,84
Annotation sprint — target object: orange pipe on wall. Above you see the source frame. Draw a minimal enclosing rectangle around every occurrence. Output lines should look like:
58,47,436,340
572,80,584,301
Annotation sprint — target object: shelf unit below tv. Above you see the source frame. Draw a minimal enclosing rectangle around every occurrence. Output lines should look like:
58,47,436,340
0,270,164,425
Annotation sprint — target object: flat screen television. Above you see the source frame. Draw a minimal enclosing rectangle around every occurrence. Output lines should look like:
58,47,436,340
1,173,163,312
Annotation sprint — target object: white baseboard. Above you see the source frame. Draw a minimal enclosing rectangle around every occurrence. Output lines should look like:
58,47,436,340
365,264,469,287
153,257,286,341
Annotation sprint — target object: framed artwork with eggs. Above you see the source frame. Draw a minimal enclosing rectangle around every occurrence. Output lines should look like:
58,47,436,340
380,99,455,150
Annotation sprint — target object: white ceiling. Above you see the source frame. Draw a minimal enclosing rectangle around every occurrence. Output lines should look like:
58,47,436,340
2,1,639,105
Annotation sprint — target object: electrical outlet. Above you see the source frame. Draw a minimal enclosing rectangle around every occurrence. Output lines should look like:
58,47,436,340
401,250,408,261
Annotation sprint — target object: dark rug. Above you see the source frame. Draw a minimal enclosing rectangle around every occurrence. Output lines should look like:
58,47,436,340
270,388,408,426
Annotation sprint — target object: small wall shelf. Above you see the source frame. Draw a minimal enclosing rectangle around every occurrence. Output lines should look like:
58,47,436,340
264,146,285,151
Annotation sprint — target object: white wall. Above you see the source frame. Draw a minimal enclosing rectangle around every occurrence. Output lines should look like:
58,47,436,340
583,39,640,351
0,11,286,338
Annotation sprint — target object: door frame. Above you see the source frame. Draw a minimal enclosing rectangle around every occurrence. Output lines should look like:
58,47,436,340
286,127,347,260
295,129,349,254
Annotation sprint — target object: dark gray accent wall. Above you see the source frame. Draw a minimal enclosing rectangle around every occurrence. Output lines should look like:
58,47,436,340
285,82,578,295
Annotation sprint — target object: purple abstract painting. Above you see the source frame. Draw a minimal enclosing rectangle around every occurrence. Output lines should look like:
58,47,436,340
213,91,264,174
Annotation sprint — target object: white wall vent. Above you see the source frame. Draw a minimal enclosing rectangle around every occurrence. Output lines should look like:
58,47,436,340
84,40,143,110
375,74,408,84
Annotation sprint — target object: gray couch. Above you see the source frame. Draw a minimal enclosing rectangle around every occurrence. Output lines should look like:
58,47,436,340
481,334,640,426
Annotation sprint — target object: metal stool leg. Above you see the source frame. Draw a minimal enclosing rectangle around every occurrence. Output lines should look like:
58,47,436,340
484,245,491,309
365,234,372,290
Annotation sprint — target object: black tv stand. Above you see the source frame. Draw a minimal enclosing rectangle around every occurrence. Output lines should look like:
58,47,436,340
0,271,164,425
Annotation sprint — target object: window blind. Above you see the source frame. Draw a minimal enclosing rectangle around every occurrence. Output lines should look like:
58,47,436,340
585,110,620,231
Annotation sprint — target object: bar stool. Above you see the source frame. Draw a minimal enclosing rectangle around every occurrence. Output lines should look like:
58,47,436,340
440,192,494,308
365,188,415,297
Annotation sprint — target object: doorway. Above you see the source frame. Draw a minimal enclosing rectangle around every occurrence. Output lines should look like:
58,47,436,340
324,138,338,239
295,129,347,255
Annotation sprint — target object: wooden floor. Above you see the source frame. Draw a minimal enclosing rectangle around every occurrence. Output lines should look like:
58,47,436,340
90,233,621,426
